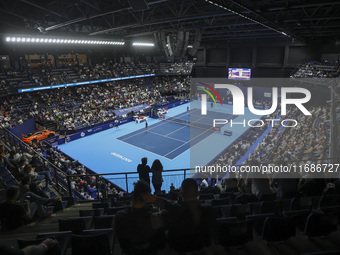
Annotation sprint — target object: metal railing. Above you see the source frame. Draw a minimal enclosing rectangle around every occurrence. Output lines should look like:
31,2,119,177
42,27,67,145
0,125,68,195
65,168,192,198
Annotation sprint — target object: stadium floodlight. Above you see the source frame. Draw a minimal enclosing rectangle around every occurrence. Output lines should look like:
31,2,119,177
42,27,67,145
132,42,154,47
4,36,125,46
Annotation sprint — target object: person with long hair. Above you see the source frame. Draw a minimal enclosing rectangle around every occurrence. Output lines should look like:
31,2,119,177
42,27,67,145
151,159,163,194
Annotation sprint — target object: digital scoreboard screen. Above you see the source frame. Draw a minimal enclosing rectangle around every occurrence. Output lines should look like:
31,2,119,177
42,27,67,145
228,68,251,80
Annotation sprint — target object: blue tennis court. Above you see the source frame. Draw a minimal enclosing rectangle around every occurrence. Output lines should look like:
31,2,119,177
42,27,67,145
117,108,237,159
58,102,258,191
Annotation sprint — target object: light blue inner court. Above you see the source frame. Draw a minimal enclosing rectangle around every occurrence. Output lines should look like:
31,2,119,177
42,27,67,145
59,102,260,192
116,108,237,160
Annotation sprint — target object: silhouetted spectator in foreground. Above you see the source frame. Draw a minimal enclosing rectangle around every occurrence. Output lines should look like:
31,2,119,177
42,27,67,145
245,160,273,199
144,178,216,253
0,238,59,255
151,159,163,194
0,186,32,231
137,157,151,184
115,181,167,255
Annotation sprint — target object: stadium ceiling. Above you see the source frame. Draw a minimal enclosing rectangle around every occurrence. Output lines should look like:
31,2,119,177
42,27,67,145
1,0,340,44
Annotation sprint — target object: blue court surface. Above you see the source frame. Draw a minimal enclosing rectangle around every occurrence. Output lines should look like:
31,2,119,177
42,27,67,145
117,108,238,160
59,102,259,192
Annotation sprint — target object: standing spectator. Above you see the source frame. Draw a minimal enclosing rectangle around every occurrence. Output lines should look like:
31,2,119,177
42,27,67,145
151,159,163,194
137,157,151,184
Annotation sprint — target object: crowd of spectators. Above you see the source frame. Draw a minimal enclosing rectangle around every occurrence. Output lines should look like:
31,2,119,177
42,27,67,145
292,60,340,78
0,76,190,130
0,60,192,130
0,141,61,230
0,94,43,129
0,61,193,94
0,66,43,94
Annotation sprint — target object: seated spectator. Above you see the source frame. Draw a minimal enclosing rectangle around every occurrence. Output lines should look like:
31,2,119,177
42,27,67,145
23,164,52,187
222,171,239,191
245,160,273,199
115,180,166,255
17,176,55,217
0,186,32,230
271,161,301,199
298,173,326,196
145,178,216,253
0,145,14,170
0,238,59,255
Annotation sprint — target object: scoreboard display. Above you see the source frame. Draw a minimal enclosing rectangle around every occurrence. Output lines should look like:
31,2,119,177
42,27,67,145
228,68,251,80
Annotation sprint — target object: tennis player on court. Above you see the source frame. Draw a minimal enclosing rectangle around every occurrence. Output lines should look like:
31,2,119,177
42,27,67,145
145,121,148,131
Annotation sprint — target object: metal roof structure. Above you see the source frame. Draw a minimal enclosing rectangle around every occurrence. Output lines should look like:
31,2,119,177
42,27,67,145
1,0,340,44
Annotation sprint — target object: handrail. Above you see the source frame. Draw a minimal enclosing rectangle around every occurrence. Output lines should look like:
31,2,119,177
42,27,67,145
0,125,67,194
66,168,196,178
65,156,339,180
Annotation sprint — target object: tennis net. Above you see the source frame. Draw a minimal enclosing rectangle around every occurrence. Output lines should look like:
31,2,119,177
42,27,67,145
162,116,216,132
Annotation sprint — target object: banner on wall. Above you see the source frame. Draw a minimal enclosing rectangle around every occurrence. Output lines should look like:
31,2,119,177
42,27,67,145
113,104,151,117
18,73,156,93
57,99,191,145
58,116,134,144
10,118,36,138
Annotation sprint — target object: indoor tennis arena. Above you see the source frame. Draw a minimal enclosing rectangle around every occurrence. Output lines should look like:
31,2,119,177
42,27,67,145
0,1,340,255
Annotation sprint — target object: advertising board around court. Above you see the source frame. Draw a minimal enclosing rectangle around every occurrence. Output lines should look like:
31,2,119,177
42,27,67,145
57,99,191,145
